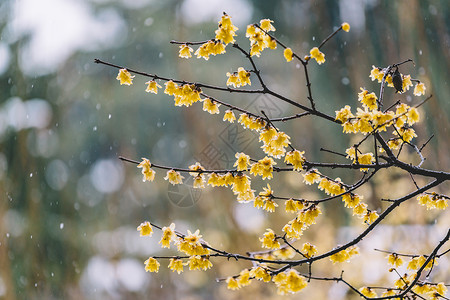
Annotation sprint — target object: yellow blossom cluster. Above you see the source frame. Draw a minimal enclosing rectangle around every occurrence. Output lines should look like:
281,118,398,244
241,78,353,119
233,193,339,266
284,198,304,213
412,282,447,299
140,224,212,274
345,147,375,171
246,19,277,57
407,255,438,271
259,126,291,158
238,113,267,131
179,14,236,60
250,156,276,180
254,184,278,212
417,193,448,210
282,205,322,239
272,270,308,295
194,40,226,60
215,14,238,45
284,150,305,171
329,245,359,263
342,193,378,223
336,94,421,151
309,47,325,64
226,67,251,88
163,81,202,107
370,65,426,95
260,228,281,249
226,266,272,290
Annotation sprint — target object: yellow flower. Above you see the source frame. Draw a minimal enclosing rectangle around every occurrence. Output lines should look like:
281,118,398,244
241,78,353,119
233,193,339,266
159,223,176,248
402,74,413,91
237,67,251,86
238,269,252,286
213,41,226,55
260,228,280,249
359,287,377,298
254,196,264,209
231,173,251,193
179,44,193,58
137,221,153,237
260,19,276,31
342,193,361,208
207,173,221,187
413,82,426,96
310,47,325,64
284,150,305,171
329,249,350,263
145,80,162,94
299,205,321,225
259,127,277,144
358,88,378,110
202,98,220,114
226,277,240,290
226,72,240,88
364,210,379,224
266,36,277,49
257,156,276,179
137,158,156,182
285,199,298,213
168,258,184,274
164,169,184,185
335,105,354,123
223,109,236,123
263,199,278,212
234,152,250,171
285,270,307,293
144,257,160,272
302,242,318,258
370,65,384,82
387,253,404,267
215,14,238,45
193,175,205,188
302,170,320,185
436,198,448,210
406,107,420,125
353,202,367,216
250,267,271,282
188,162,205,176
284,48,293,62
188,255,212,271
164,80,178,95
434,282,448,297
194,41,214,60
116,68,134,85
341,22,350,32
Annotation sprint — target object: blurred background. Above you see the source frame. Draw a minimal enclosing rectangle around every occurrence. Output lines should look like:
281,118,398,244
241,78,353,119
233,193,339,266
0,0,449,299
